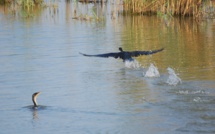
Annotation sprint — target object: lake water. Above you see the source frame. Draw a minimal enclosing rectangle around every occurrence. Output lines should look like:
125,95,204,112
0,1,215,134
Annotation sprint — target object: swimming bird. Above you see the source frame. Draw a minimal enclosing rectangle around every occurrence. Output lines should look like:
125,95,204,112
32,92,41,108
80,47,164,62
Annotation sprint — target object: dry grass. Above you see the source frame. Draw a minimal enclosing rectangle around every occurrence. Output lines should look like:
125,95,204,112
123,0,207,17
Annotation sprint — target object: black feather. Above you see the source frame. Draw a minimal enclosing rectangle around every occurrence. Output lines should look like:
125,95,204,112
130,48,164,57
80,48,164,61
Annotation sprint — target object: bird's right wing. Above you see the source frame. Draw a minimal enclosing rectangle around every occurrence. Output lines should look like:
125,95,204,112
79,52,122,59
130,48,164,57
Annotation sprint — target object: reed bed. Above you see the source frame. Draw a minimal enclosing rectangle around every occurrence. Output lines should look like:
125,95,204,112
0,0,58,18
123,0,206,17
0,0,44,8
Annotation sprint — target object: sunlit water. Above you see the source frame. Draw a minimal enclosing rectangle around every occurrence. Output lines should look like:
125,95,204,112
0,1,215,134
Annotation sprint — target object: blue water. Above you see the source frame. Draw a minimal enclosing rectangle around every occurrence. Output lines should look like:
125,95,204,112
0,1,215,134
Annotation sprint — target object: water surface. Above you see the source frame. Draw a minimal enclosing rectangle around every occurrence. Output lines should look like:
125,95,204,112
0,1,215,134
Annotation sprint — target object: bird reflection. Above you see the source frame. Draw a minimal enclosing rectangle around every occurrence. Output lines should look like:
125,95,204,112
32,110,39,120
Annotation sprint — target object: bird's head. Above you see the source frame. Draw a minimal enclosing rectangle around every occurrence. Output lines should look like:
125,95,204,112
119,47,123,52
32,92,41,98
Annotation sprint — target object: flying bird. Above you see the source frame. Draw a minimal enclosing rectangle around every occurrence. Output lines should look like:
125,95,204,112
80,47,164,62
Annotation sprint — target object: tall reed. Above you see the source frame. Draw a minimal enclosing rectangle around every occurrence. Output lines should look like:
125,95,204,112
123,0,205,17
0,0,12,4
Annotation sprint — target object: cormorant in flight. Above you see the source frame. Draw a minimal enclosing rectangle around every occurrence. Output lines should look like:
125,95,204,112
80,47,164,62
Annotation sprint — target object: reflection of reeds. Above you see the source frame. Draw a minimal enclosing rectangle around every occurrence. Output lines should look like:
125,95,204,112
1,0,58,18
71,3,104,22
120,15,215,76
72,10,104,22
123,0,210,17
78,0,107,4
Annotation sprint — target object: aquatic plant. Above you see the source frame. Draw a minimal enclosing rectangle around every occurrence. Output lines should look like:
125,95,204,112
0,0,43,7
92,9,104,21
72,8,104,22
78,0,107,4
1,0,59,18
72,13,93,21
19,0,35,10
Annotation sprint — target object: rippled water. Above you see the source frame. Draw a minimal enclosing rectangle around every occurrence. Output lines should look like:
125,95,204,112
0,1,215,134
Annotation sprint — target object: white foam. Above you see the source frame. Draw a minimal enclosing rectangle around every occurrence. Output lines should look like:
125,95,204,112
177,90,189,95
166,67,182,86
124,59,141,69
193,97,203,102
144,63,160,78
177,90,209,95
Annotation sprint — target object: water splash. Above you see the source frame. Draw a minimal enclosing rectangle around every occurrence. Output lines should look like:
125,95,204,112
144,63,160,77
166,67,182,86
193,97,204,102
124,59,141,69
177,90,209,95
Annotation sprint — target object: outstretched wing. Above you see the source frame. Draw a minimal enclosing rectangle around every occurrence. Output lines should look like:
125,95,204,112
79,52,123,59
130,48,164,57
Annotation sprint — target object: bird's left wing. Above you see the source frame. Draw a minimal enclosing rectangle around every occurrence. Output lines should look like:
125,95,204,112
79,52,122,59
130,48,164,57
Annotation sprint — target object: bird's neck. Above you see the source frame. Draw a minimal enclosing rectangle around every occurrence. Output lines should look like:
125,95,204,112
32,97,38,107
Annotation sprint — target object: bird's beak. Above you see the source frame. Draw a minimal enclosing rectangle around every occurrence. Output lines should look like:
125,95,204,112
36,92,41,96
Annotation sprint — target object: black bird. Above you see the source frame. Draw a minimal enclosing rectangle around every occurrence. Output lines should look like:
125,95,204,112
80,47,164,62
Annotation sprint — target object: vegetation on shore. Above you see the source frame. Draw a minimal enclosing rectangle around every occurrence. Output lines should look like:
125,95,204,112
123,0,215,18
0,0,59,18
1,0,214,19
0,0,43,6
